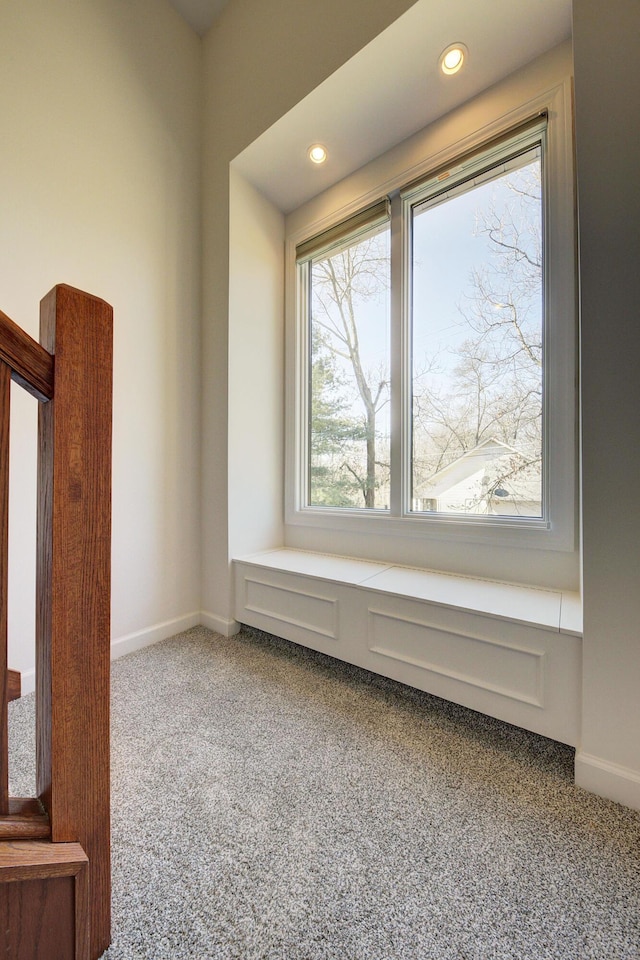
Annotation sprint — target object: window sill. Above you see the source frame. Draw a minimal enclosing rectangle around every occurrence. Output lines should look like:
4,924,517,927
286,506,575,554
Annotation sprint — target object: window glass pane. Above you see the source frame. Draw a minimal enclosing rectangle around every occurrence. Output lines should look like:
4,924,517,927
411,150,543,518
309,223,391,509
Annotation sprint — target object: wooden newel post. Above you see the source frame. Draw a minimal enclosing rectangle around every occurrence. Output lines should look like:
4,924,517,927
36,285,113,959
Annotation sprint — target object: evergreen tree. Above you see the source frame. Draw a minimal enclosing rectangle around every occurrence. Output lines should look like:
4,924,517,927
309,327,365,506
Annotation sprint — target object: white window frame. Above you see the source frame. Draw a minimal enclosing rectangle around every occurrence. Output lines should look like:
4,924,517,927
285,82,576,553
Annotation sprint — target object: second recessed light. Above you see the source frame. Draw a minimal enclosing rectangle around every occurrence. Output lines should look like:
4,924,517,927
440,43,468,76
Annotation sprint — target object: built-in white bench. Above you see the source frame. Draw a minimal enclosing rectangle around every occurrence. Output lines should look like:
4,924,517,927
233,549,582,746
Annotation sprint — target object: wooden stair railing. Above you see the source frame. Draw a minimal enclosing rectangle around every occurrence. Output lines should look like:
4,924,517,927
7,669,21,703
0,285,113,960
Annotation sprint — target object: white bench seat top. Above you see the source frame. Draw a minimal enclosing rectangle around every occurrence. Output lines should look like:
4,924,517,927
234,549,582,636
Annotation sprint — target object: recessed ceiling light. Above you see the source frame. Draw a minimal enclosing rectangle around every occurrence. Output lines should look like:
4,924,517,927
439,43,468,76
308,144,328,164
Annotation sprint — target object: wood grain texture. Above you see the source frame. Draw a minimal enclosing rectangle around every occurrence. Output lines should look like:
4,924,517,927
7,668,21,702
0,798,51,840
1,876,75,959
0,361,9,816
0,840,89,960
0,308,54,402
0,838,88,880
36,285,113,959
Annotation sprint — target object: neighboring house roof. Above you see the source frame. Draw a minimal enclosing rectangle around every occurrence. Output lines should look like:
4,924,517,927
417,438,519,499
416,437,541,508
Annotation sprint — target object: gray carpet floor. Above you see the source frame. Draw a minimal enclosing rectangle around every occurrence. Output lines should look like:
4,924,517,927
8,626,640,959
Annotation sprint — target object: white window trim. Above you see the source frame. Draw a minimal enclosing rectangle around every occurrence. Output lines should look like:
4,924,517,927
285,80,576,553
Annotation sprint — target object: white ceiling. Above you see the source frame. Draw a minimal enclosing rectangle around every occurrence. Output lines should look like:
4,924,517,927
232,0,572,213
165,0,572,212
168,0,227,34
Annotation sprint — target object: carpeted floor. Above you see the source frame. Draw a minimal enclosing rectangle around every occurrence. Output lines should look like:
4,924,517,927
8,626,640,959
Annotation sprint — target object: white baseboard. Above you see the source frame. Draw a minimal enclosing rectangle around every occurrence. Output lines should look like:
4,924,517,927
12,612,241,698
200,611,241,637
575,750,640,812
20,668,36,697
111,611,201,661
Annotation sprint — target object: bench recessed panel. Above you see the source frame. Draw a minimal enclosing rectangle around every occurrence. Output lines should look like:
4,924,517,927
244,576,338,640
368,608,545,707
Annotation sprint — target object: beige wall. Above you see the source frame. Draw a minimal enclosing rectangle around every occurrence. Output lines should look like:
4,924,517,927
573,0,640,807
227,169,284,570
201,0,419,625
0,0,203,684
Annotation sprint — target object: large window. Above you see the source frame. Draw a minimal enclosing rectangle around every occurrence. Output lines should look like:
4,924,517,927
289,108,575,551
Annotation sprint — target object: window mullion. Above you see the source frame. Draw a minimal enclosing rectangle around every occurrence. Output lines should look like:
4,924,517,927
388,192,404,517
400,188,414,518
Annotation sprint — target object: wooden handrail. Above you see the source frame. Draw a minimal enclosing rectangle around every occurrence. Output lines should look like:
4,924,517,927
0,308,54,402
